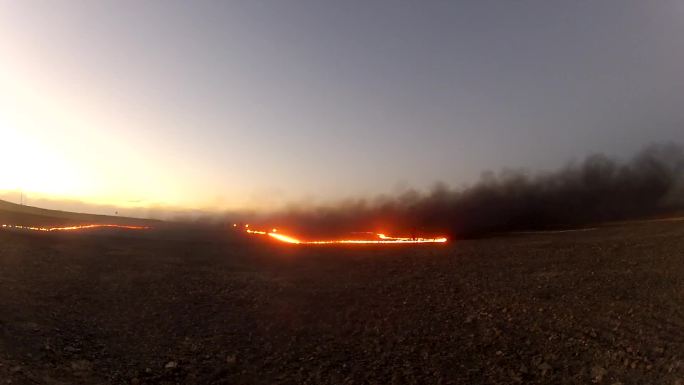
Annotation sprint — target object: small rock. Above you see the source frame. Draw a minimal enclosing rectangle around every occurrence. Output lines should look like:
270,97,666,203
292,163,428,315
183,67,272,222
509,371,522,383
538,362,552,376
25,322,39,331
591,366,607,383
165,361,178,369
70,360,93,372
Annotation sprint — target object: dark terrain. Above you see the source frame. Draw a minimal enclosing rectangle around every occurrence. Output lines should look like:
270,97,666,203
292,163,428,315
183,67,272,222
2,215,684,384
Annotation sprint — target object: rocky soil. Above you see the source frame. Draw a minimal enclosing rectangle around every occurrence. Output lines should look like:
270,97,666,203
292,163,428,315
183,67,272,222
2,220,684,384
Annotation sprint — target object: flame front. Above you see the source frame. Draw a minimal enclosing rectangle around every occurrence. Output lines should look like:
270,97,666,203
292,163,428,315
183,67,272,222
1,224,150,232
244,226,447,245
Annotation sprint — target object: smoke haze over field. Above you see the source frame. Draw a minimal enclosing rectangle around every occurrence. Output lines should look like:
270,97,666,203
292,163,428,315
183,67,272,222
3,143,684,239
257,143,684,239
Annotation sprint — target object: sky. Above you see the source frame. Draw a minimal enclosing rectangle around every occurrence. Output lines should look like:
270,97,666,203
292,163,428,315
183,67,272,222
1,0,683,215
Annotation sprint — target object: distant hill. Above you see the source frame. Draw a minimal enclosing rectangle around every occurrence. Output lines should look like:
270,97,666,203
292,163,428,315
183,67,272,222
0,199,161,227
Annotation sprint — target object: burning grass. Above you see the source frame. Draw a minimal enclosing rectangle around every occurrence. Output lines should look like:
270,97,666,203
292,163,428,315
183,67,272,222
240,224,447,245
0,223,151,232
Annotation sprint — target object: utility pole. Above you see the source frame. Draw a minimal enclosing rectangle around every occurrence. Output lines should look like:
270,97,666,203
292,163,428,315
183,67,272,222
20,191,23,205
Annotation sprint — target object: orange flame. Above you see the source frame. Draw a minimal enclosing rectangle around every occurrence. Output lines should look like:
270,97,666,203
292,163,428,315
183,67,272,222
242,226,447,245
1,224,150,232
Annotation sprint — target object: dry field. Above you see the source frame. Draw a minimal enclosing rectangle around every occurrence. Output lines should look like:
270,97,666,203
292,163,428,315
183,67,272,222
2,219,684,384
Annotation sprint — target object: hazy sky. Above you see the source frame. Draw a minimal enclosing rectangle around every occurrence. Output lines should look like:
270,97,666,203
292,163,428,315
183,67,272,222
1,0,683,212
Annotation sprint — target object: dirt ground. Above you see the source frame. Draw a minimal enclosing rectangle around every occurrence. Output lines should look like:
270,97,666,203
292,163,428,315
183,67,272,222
2,220,684,384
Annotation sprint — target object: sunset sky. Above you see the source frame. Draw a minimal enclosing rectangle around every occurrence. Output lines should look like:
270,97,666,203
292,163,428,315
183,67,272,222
1,1,684,214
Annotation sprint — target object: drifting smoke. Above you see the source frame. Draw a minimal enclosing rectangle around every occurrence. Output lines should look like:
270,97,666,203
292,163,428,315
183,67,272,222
265,143,684,239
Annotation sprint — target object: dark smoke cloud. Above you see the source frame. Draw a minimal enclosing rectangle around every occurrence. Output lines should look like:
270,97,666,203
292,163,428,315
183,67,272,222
261,143,684,239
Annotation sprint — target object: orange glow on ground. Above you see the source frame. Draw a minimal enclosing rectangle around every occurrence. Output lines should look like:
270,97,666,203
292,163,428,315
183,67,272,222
1,224,151,232
243,226,447,245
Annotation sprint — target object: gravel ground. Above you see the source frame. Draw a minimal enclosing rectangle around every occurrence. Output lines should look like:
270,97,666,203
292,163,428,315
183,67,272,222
2,220,684,384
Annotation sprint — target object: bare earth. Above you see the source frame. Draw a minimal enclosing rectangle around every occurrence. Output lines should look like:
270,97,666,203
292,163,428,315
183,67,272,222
2,220,684,384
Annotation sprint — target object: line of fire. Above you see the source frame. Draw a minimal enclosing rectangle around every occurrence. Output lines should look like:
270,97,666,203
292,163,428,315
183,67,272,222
0,222,448,245
0,224,150,232
235,223,448,245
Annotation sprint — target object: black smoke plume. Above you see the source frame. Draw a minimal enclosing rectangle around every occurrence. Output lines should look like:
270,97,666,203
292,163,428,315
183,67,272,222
265,143,684,239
